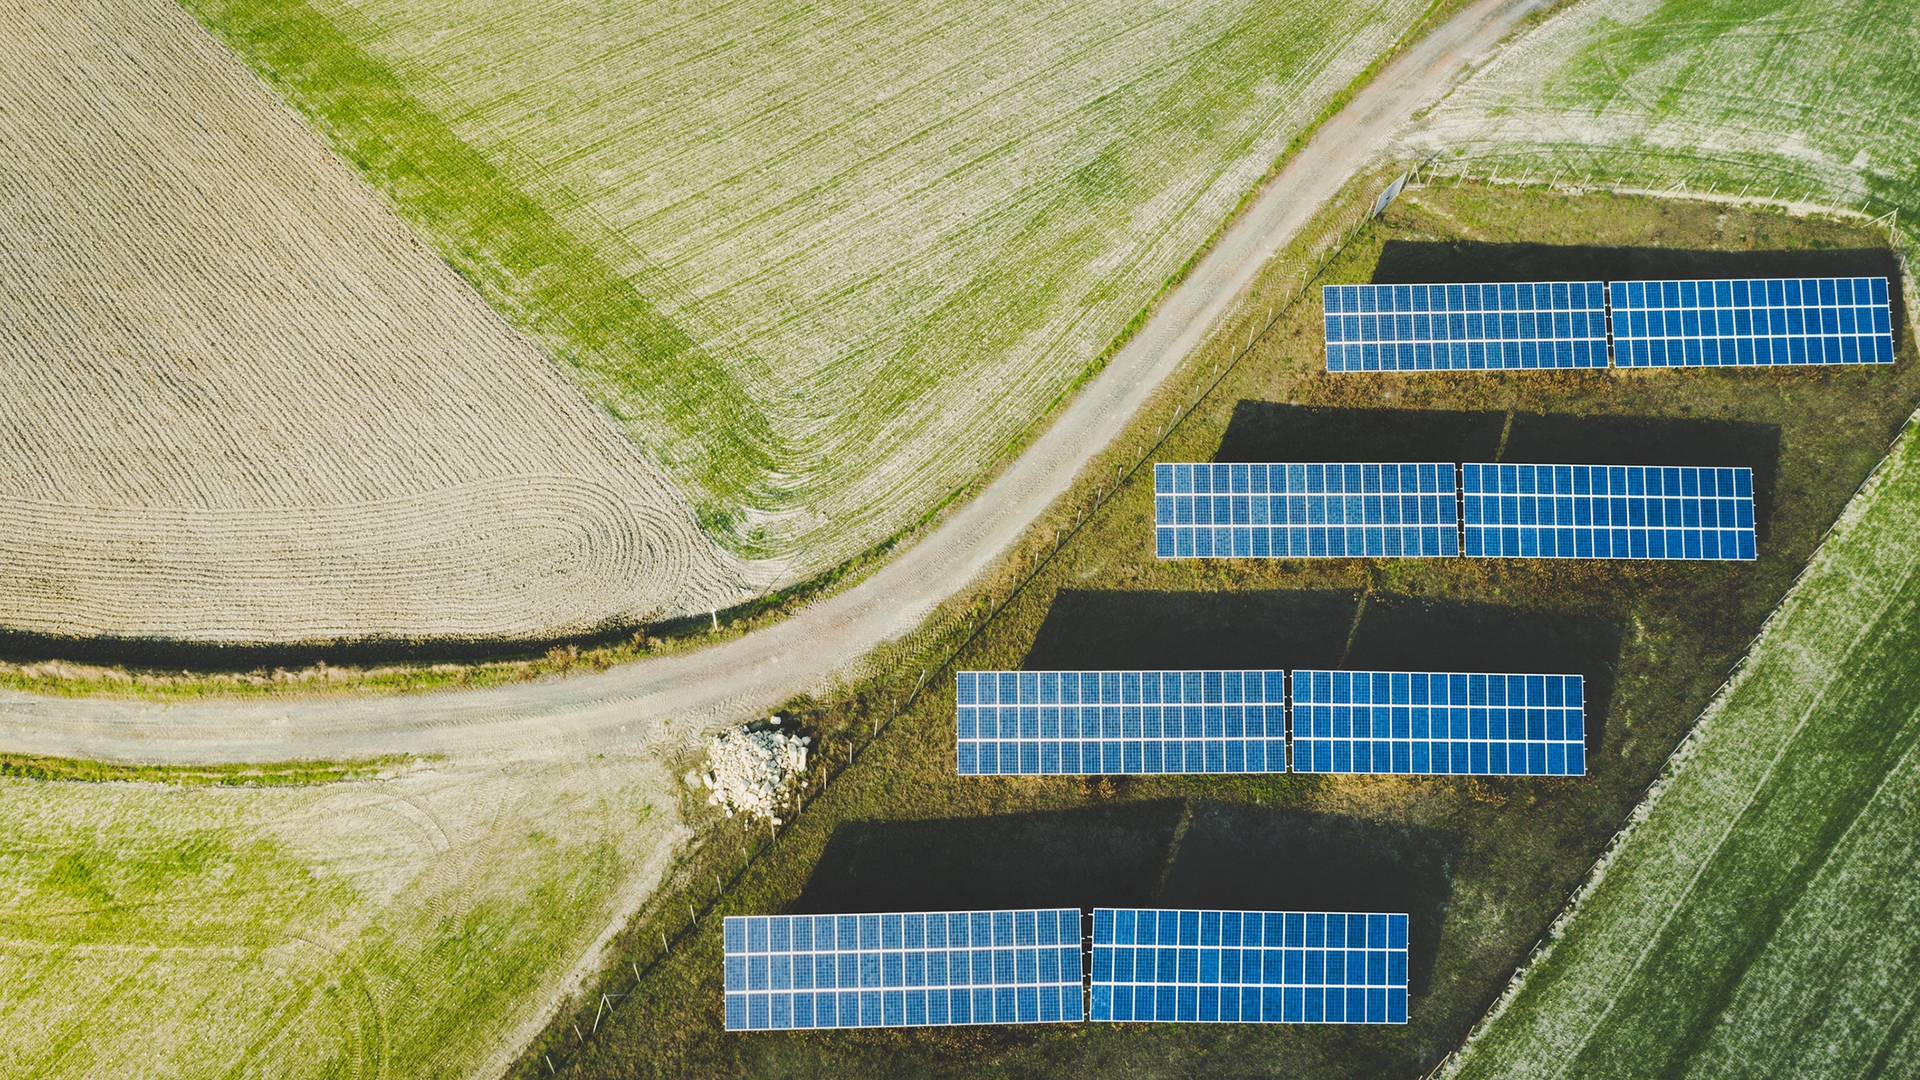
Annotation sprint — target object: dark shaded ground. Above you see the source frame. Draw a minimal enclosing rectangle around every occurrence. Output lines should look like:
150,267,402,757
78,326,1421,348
1214,403,1781,537
800,800,1454,996
1024,588,1624,751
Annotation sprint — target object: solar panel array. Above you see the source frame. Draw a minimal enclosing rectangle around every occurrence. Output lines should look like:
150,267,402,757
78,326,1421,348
1090,909,1409,1024
723,910,1084,1030
1320,276,1897,372
1461,463,1755,561
956,670,1288,775
1323,283,1609,371
1291,671,1586,776
1611,278,1894,367
1154,463,1458,560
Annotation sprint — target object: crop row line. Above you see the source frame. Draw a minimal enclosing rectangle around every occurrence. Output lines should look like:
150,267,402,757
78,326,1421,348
522,173,1391,1079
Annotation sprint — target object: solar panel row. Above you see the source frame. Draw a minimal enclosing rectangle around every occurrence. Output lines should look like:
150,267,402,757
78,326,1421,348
726,908,1411,1031
1156,462,1756,562
1321,277,1896,372
957,670,1585,777
1154,463,1458,560
1090,909,1409,1024
1292,671,1585,777
1324,282,1609,371
723,910,1083,1030
956,670,1287,776
1611,278,1894,367
1461,464,1756,561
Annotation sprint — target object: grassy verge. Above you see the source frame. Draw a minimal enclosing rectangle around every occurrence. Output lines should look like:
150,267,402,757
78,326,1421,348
0,753,426,786
516,184,1917,1079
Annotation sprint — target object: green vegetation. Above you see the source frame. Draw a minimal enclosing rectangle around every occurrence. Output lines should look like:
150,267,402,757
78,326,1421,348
180,0,1428,568
1448,330,1920,1075
0,755,675,1077
0,753,420,786
523,185,1919,1078
1415,0,1919,232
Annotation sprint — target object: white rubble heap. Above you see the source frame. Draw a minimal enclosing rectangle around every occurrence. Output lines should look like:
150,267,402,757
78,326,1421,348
697,717,811,824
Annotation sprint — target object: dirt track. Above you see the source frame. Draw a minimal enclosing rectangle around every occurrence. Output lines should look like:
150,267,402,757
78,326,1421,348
0,0,1547,767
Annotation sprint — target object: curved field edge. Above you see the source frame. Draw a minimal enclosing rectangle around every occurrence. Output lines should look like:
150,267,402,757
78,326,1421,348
0,755,686,1079
176,0,1433,571
515,186,1920,1080
1,0,748,646
1444,411,1920,1079
1401,0,1920,235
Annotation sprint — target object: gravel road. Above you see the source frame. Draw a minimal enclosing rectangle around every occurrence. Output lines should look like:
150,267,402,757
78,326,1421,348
0,0,1546,767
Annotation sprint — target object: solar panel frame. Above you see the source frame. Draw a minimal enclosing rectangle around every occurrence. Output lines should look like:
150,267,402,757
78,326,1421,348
1154,463,1459,560
724,910,1086,1030
1322,282,1609,372
1610,277,1895,368
956,670,1290,776
1089,908,1409,1024
1289,670,1586,777
1460,463,1756,561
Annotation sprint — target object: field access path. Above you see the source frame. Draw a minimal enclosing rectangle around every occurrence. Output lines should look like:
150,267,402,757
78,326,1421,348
0,0,1546,766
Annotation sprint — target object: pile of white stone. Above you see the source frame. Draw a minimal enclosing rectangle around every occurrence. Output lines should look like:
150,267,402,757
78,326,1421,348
695,717,811,824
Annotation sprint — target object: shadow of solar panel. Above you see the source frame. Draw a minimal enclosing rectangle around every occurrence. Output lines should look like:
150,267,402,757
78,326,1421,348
723,910,1085,1030
1154,463,1458,560
1289,670,1585,777
956,670,1288,776
1460,463,1754,560
1610,277,1894,367
1089,908,1408,1024
1322,282,1608,372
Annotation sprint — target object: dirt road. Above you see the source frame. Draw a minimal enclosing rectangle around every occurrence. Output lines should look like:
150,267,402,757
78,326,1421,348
0,0,1546,767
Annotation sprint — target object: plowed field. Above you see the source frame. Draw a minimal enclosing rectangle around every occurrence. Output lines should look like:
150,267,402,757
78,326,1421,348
0,0,753,643
184,0,1431,573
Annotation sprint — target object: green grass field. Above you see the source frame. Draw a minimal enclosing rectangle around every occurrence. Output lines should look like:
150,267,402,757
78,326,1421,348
525,185,1920,1079
180,0,1427,569
1450,409,1920,1079
0,755,680,1078
1412,0,1920,228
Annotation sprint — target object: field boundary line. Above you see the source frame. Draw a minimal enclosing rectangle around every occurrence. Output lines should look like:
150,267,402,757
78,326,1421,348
1426,405,1920,1080
514,178,1390,1079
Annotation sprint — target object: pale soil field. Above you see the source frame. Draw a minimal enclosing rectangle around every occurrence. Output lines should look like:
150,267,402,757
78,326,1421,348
187,0,1432,573
1400,0,1919,227
0,753,689,1079
1447,419,1920,1079
0,0,755,644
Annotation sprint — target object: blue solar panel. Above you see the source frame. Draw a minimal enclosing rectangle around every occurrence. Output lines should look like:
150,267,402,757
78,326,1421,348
1461,463,1755,560
956,670,1288,776
1089,909,1408,1024
1290,671,1585,777
724,910,1085,1030
1153,463,1458,559
1323,282,1608,372
1610,278,1894,367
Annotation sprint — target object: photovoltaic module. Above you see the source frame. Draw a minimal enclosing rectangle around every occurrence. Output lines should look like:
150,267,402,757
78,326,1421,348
956,670,1288,775
1090,909,1409,1024
1461,463,1755,560
1322,282,1609,372
1290,670,1585,776
723,910,1084,1030
1154,463,1458,560
1610,277,1894,367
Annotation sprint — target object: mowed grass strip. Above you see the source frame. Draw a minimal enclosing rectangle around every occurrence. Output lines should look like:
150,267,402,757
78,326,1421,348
180,0,780,527
528,186,1919,1080
1452,423,1920,1077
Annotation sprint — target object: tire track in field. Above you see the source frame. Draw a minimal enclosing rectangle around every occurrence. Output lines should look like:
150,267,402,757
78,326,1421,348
0,0,1549,765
